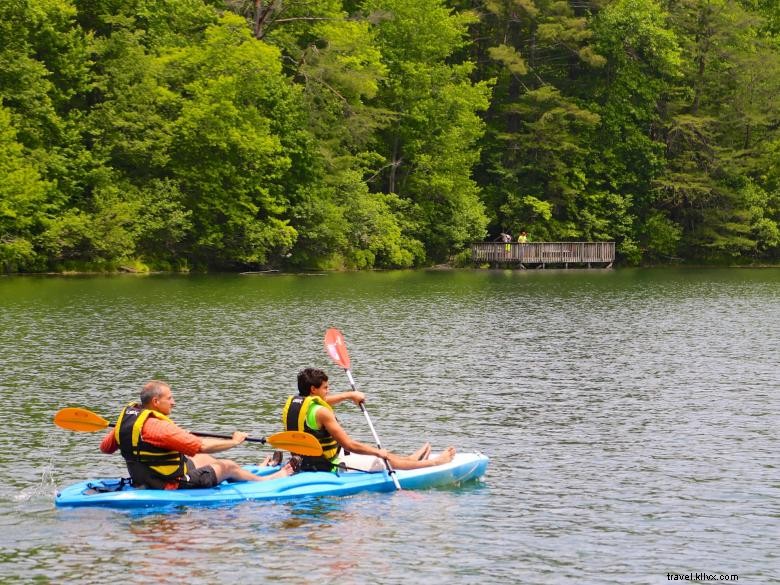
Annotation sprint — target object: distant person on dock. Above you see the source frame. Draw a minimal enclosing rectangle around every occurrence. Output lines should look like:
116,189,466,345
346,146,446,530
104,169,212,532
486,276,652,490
100,380,294,489
282,368,456,472
517,231,528,243
498,232,512,254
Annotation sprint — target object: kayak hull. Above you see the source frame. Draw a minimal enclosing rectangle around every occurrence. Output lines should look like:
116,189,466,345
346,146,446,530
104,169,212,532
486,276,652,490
55,452,489,509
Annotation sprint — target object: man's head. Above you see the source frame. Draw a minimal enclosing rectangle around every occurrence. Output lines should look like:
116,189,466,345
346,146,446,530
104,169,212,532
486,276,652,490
140,380,175,415
297,368,328,396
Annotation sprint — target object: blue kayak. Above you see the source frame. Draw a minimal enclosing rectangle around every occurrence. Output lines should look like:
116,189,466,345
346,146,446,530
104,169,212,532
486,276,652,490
55,452,489,509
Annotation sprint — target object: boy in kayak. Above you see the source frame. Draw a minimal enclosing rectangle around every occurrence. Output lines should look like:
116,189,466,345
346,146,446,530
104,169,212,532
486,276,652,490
101,380,294,489
282,368,456,472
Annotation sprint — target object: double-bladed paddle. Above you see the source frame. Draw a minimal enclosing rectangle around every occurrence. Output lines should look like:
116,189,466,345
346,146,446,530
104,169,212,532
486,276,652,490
53,407,323,456
323,328,402,491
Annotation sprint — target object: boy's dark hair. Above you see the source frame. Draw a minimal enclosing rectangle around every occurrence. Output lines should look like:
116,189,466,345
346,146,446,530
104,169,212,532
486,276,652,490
297,368,328,396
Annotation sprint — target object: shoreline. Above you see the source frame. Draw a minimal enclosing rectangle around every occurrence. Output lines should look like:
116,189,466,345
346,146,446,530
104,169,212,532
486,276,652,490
3,263,780,276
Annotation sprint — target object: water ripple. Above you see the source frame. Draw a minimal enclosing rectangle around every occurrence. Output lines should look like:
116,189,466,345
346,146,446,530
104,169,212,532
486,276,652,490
0,269,777,584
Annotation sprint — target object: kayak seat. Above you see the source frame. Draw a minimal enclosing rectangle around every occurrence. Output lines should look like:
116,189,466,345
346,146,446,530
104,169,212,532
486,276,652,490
84,478,132,494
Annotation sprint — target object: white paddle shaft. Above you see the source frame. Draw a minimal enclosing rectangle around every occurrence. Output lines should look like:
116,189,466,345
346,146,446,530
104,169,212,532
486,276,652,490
345,368,402,491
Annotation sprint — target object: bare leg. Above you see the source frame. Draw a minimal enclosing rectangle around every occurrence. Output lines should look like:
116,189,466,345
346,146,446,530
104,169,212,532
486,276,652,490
191,454,294,482
410,442,431,461
391,443,430,464
386,446,456,470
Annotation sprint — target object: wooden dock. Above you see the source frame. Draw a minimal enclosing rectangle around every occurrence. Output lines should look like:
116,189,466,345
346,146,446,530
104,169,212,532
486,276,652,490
471,242,615,268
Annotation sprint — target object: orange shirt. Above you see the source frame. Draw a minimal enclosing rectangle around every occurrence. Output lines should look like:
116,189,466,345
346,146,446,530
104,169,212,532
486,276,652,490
100,417,203,489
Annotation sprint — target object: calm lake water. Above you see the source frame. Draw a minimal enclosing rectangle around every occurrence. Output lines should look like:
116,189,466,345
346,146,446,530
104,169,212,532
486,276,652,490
0,268,777,584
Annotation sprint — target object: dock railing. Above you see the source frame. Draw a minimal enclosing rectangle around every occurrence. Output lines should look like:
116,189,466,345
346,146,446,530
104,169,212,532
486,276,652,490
471,242,615,267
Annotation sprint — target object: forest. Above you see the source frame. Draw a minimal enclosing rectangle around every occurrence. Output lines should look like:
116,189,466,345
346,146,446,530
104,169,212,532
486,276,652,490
1,0,779,271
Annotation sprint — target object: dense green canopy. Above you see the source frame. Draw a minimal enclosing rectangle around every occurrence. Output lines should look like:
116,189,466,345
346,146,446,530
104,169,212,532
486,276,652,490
1,0,778,271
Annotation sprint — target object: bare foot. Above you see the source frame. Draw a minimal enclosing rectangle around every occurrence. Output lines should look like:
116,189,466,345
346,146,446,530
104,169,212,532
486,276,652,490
430,446,456,466
266,461,295,479
250,460,295,481
261,450,283,467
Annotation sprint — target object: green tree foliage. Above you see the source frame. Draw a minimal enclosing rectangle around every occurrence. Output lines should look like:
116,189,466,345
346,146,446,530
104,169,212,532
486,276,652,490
0,105,51,271
466,0,779,263
657,0,780,259
470,0,614,242
0,0,95,269
366,0,491,261
1,0,779,272
236,0,491,267
263,11,412,269
164,15,304,267
0,0,91,147
587,0,682,261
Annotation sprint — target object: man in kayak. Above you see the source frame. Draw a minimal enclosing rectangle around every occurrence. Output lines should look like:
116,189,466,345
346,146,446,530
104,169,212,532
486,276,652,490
282,368,456,472
101,380,294,489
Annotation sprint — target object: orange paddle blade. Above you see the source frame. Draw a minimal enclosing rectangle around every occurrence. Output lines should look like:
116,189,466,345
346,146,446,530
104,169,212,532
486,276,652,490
53,407,111,432
324,328,351,369
267,431,323,457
